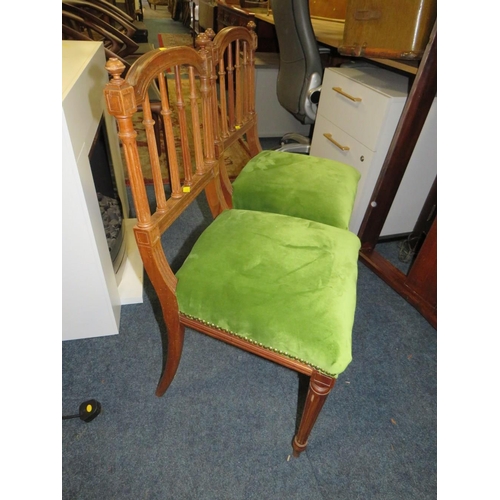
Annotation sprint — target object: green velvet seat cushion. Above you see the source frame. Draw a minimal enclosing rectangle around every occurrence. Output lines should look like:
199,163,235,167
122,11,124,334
232,150,361,230
175,209,360,377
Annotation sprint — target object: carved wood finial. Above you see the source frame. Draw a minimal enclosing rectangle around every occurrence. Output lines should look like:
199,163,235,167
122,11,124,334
105,57,126,84
246,22,258,50
195,31,212,50
205,28,216,41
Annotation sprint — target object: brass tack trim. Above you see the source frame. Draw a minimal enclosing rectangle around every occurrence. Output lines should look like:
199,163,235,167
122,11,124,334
180,312,337,378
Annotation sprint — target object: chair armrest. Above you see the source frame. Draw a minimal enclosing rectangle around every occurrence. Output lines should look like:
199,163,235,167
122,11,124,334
309,85,321,105
304,71,322,122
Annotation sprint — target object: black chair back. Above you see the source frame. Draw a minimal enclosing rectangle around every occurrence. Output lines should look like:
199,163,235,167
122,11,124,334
272,0,323,124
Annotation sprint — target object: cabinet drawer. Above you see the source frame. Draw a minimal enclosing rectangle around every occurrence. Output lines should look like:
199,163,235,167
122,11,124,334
318,67,407,151
311,99,437,237
311,114,377,232
311,113,374,172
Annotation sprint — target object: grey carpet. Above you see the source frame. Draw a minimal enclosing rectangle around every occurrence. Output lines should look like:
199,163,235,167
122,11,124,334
140,2,193,48
62,188,436,499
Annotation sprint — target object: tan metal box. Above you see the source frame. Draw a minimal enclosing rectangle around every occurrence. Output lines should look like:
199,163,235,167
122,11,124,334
338,0,437,60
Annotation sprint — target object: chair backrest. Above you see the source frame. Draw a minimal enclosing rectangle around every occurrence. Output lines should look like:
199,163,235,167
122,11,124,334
202,23,262,204
272,0,323,124
103,36,228,267
104,38,229,388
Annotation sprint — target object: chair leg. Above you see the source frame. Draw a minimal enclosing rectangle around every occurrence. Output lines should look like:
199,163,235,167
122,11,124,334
292,371,336,457
134,236,186,397
155,321,185,396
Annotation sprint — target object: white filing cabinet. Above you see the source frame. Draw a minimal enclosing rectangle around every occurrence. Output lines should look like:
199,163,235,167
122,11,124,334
310,66,437,237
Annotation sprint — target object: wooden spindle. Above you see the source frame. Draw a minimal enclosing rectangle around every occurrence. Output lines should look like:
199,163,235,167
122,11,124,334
235,39,242,125
174,65,193,187
246,21,257,118
158,67,182,198
248,40,255,116
142,93,167,211
200,66,215,170
218,55,229,138
205,33,222,152
198,30,221,147
118,117,152,227
241,41,249,122
188,67,205,176
227,43,235,131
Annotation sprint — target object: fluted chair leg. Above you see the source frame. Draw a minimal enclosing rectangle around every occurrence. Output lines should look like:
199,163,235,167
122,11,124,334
292,371,336,457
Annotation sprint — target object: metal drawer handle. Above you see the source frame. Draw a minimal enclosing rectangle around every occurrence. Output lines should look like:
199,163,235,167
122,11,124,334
323,133,350,151
332,87,362,102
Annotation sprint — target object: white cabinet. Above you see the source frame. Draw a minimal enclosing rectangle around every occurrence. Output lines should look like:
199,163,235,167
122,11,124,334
311,66,437,237
62,41,143,341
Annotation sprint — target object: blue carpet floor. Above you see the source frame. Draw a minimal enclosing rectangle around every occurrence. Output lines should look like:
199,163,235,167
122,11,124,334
139,3,191,48
62,188,437,499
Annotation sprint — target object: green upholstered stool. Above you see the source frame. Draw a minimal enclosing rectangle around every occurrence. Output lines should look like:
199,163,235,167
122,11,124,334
232,150,361,231
176,209,360,377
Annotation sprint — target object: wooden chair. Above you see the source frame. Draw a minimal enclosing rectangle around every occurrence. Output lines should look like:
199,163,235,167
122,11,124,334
103,35,360,457
62,4,140,59
64,0,138,41
62,17,130,66
206,24,361,232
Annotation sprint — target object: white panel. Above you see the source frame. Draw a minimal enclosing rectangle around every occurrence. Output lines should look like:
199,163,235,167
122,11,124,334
62,41,143,341
62,111,120,340
384,100,437,236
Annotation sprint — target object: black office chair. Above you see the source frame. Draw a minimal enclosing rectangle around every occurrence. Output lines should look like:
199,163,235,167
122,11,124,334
272,0,327,154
